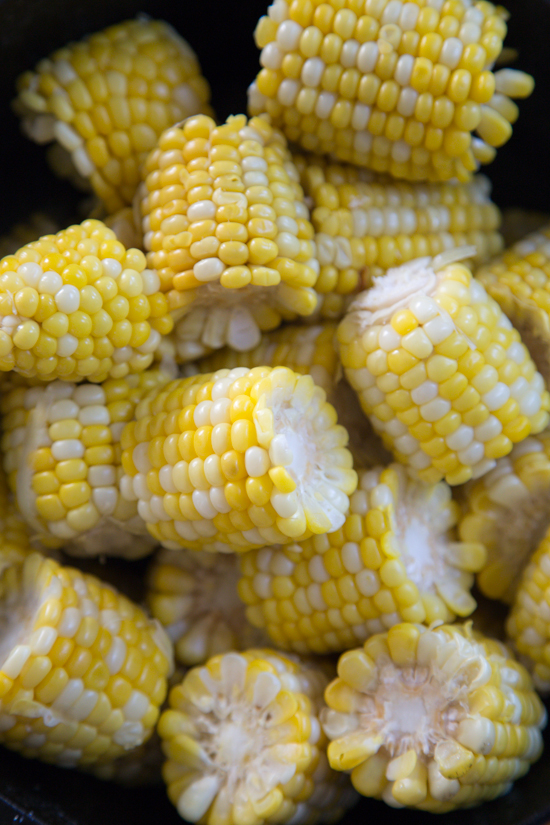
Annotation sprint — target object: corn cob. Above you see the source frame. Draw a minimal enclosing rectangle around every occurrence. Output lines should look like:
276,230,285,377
338,248,550,486
457,432,550,603
506,525,550,694
138,113,320,358
0,214,60,259
238,464,485,654
120,366,357,552
183,322,391,469
158,648,357,825
146,548,268,666
321,622,546,812
477,226,550,386
295,154,503,320
248,0,534,183
0,551,173,769
14,18,212,213
0,219,173,383
0,368,171,557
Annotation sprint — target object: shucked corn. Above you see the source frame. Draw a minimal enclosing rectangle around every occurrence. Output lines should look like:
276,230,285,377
0,552,173,769
119,366,357,551
14,18,212,213
0,220,173,383
238,464,485,654
295,153,503,319
249,0,534,182
338,249,550,485
146,548,267,667
458,432,550,603
138,114,320,357
476,226,550,386
158,649,357,825
322,622,546,811
184,322,390,469
0,368,171,556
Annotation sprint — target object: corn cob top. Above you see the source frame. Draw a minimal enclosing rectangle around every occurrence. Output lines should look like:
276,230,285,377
458,432,550,603
158,649,354,825
296,154,502,301
0,552,173,768
248,0,534,182
0,368,170,556
476,226,550,385
238,464,485,654
338,249,550,485
0,220,173,383
14,18,212,213
139,114,320,357
120,366,357,552
146,548,267,667
322,622,546,812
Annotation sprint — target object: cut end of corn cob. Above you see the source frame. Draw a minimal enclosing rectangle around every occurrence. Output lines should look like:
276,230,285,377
338,249,550,486
477,226,550,387
458,432,550,603
14,18,212,212
506,524,550,693
295,154,503,313
322,622,546,812
158,648,356,825
248,0,533,182
238,464,484,654
0,220,173,383
1,368,171,555
0,552,173,768
139,113,320,357
147,548,267,666
120,366,357,551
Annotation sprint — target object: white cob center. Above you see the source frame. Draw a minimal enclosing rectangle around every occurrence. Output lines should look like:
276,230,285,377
176,653,303,820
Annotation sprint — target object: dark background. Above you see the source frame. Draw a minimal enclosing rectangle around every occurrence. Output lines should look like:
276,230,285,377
0,0,550,822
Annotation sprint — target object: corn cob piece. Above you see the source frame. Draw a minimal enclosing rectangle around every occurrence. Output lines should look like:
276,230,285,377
120,366,357,552
0,368,171,557
138,113,320,358
183,322,391,469
322,622,546,812
338,249,550,486
248,0,534,183
0,214,60,259
458,432,550,603
158,648,357,825
477,226,550,386
295,154,503,320
146,548,268,667
0,219,173,383
238,464,485,654
14,18,212,213
0,551,172,768
506,525,550,694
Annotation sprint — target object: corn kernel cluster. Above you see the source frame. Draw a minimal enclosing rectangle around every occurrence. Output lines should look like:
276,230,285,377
0,552,172,768
338,250,550,485
0,220,173,383
14,18,212,212
249,0,534,182
139,113,320,358
322,622,546,811
158,649,357,825
146,548,267,666
120,366,357,551
296,153,503,318
458,432,550,603
476,226,550,386
0,368,170,555
238,464,484,654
